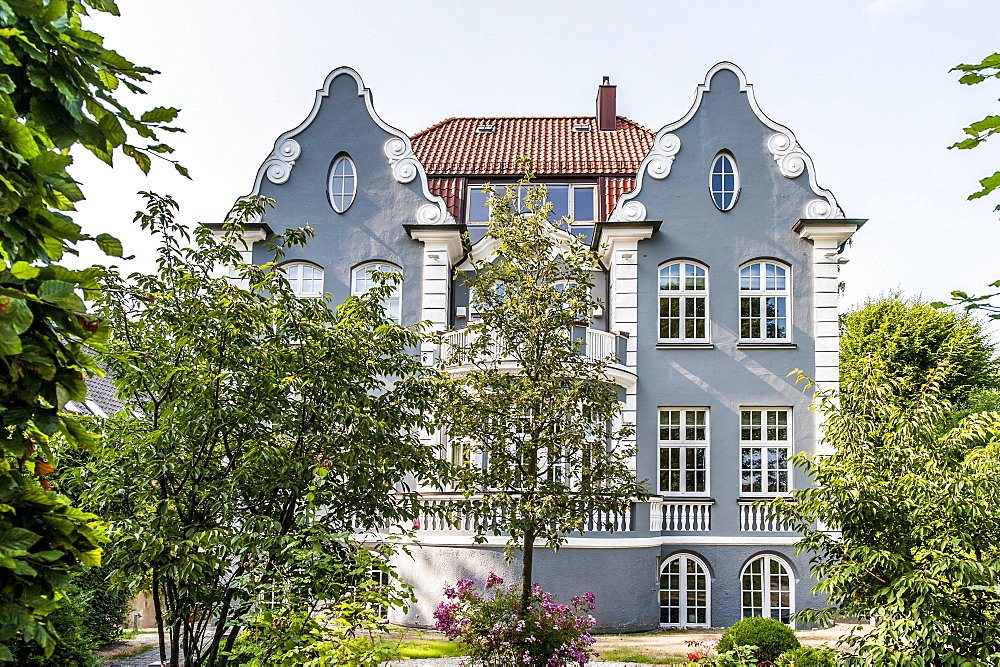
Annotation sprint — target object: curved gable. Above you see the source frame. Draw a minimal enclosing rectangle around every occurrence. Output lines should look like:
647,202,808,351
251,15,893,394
611,62,842,223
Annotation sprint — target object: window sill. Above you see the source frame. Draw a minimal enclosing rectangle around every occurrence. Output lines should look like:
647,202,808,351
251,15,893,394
655,342,714,350
654,496,715,503
737,496,796,503
736,342,796,349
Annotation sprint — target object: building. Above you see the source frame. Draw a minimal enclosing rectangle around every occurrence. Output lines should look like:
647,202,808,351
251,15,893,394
235,63,864,630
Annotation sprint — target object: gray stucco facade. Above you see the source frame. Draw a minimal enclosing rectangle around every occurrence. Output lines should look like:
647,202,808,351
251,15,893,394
234,63,864,631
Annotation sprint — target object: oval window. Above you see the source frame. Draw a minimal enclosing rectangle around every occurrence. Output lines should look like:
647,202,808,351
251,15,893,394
709,153,739,211
328,155,357,213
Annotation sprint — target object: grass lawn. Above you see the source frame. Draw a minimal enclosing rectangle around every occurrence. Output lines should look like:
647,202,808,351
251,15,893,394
396,639,469,659
596,646,689,664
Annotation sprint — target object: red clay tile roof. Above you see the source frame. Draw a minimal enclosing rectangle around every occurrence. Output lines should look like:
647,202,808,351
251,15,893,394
412,117,653,176
427,178,464,219
604,177,636,219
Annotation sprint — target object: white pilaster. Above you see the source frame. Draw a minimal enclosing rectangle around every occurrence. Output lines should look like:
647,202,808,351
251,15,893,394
794,219,864,455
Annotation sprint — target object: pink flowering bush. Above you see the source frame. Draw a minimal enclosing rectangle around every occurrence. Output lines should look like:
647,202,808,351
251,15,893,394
433,573,598,666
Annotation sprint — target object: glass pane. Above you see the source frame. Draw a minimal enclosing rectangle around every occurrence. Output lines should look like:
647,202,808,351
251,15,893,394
547,185,569,221
573,186,595,222
468,187,490,222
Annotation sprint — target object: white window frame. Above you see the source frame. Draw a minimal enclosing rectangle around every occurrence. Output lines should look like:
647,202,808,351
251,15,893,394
658,261,709,342
466,183,597,224
741,554,794,626
709,152,739,211
660,553,711,628
739,408,791,497
657,408,709,496
352,262,402,323
283,262,324,298
328,155,357,213
739,261,791,342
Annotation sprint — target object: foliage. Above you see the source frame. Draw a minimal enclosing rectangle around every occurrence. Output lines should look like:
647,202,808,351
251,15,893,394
395,639,468,659
770,362,1000,665
441,164,645,606
945,52,1000,317
6,580,103,666
687,643,759,667
840,294,999,405
224,600,399,667
433,573,597,666
717,617,799,663
778,646,839,667
83,193,448,666
0,0,186,659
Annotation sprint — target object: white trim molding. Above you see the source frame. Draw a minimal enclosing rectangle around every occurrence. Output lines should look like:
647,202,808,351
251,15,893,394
611,62,845,223
236,66,453,225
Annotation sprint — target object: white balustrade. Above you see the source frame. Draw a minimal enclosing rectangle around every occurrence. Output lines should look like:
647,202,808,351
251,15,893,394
439,327,623,369
738,501,794,532
649,499,713,532
408,494,632,534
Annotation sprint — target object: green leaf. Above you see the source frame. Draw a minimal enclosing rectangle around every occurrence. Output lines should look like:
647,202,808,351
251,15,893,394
174,163,191,179
29,151,73,175
10,261,39,280
140,106,180,123
38,280,84,310
1,527,42,551
95,233,123,257
98,112,126,147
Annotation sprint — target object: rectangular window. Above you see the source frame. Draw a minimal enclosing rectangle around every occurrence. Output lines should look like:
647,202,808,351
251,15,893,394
658,409,708,494
466,184,597,224
740,409,790,494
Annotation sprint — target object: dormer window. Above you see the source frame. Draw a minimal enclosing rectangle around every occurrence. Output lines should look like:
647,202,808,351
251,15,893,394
466,183,596,224
328,155,357,213
709,152,739,211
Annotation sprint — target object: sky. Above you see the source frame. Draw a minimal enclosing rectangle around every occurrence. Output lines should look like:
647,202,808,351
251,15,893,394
69,0,1000,332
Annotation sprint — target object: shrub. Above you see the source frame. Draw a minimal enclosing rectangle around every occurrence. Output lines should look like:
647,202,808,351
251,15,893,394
717,617,799,663
778,646,839,666
778,646,838,666
7,594,99,666
434,573,597,666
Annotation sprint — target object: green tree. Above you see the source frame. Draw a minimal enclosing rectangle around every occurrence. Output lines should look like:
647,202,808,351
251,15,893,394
441,168,646,611
945,52,1000,318
84,194,448,667
0,1,183,659
840,294,999,405
771,363,1000,665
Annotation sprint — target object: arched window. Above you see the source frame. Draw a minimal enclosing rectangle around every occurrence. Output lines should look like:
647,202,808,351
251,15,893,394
709,152,739,211
739,261,789,341
283,262,324,297
353,262,401,323
328,155,357,213
741,555,793,625
658,261,708,342
660,553,710,627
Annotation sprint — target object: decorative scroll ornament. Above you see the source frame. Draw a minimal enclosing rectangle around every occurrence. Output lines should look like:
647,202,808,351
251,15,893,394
647,133,681,180
384,137,419,184
766,132,807,178
264,138,301,184
806,199,835,219
416,203,447,224
614,200,647,222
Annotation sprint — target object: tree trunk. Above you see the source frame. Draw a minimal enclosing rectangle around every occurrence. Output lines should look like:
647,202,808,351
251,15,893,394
519,523,536,613
153,569,167,667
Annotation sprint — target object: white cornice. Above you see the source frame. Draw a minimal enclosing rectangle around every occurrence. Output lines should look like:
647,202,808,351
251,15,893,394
457,226,585,272
234,67,453,225
610,62,844,222
794,220,862,246
595,226,656,266
408,228,464,264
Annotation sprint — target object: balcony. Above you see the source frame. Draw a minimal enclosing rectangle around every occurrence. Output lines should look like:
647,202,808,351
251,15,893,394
438,326,635,388
649,498,713,532
737,500,797,532
409,493,633,535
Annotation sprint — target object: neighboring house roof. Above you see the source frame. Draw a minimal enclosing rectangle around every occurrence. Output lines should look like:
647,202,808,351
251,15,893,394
411,117,654,177
68,373,125,417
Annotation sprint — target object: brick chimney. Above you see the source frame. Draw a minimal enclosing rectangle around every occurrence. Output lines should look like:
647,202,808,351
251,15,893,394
596,76,616,132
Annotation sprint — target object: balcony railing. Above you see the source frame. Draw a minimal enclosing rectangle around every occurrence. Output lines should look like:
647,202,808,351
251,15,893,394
439,326,628,369
649,498,713,532
409,494,633,534
737,500,796,532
